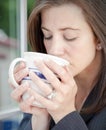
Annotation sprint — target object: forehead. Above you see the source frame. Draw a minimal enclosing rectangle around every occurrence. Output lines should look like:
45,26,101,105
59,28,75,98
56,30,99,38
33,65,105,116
41,3,86,28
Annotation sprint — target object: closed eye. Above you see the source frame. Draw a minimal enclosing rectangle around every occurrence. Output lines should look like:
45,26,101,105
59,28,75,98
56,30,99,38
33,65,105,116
44,35,52,40
64,36,78,41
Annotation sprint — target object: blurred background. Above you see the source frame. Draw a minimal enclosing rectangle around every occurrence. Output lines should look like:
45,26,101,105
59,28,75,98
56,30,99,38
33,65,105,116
0,0,34,129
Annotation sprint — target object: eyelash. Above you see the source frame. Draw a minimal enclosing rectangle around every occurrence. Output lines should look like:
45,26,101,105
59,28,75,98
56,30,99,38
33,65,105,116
44,35,77,41
44,36,52,40
64,37,78,41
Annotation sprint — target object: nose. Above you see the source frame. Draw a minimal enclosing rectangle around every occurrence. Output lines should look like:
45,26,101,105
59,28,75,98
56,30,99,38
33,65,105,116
49,44,64,56
48,37,65,57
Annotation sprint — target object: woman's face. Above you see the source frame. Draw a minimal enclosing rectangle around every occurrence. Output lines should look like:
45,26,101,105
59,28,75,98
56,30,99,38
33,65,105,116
41,3,100,76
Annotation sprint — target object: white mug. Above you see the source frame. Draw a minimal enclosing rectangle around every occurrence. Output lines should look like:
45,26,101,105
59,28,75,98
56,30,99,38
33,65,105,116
8,52,69,107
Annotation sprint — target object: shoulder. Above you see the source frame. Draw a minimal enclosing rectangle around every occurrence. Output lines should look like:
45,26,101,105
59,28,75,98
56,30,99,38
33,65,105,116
92,107,106,121
88,107,106,129
51,111,88,130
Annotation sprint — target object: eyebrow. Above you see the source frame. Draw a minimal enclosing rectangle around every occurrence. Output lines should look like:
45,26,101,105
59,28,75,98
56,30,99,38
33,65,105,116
41,26,80,31
41,27,50,31
60,27,79,31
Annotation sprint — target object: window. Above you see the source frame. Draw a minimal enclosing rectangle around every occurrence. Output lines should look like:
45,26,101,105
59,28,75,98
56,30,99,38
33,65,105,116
0,0,34,129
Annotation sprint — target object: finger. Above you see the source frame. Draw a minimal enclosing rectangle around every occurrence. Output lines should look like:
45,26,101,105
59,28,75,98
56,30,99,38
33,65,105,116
44,59,72,83
14,68,29,83
11,82,29,102
34,60,61,91
29,71,54,96
20,95,35,111
64,65,77,88
64,65,73,77
19,96,46,114
27,87,55,109
14,62,26,73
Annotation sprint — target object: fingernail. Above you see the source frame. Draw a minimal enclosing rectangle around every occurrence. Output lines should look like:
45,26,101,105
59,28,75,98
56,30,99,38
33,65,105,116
20,62,26,67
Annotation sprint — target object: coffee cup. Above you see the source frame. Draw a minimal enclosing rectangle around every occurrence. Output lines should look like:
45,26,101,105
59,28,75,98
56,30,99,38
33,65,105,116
8,52,69,107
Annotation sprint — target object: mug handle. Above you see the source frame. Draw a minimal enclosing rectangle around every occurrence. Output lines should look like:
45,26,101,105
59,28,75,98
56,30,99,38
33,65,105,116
8,58,26,87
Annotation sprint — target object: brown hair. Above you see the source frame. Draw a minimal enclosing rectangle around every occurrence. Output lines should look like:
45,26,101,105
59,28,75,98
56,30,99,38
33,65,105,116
28,0,106,114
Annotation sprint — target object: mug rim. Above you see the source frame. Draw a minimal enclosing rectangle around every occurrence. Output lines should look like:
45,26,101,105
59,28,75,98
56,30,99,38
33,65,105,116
24,52,69,66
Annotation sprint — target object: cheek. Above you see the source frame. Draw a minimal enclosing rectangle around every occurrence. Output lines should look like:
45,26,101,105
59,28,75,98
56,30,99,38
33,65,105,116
79,46,96,66
68,41,97,75
75,35,96,62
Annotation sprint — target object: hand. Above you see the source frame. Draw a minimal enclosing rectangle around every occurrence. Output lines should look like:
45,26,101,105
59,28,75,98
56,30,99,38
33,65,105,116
10,82,50,130
8,62,29,102
8,62,50,130
28,59,77,123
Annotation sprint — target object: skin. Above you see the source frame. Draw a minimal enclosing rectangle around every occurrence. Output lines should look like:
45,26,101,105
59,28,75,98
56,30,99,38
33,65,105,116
9,3,102,130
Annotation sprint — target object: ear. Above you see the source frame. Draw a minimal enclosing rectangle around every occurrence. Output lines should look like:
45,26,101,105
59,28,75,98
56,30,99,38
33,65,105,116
95,38,102,51
96,43,102,50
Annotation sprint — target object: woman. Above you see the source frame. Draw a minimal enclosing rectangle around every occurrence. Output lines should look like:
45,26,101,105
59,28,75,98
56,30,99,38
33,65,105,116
9,0,106,130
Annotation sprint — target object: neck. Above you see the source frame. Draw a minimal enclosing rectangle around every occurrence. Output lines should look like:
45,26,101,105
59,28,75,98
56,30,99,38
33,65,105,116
75,51,102,111
75,51,102,92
